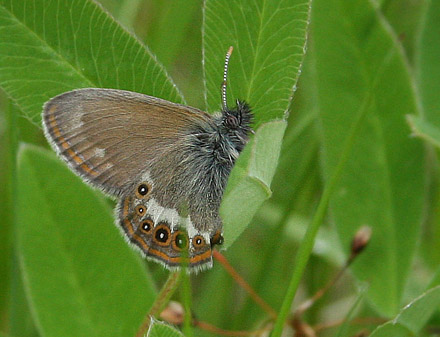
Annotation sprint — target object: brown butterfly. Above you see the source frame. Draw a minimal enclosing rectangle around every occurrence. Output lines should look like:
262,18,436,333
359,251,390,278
42,47,253,272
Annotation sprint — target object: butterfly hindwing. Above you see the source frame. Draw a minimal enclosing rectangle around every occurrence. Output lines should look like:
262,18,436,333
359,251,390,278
117,175,215,271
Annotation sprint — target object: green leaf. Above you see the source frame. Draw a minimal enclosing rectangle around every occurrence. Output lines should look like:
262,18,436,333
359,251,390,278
147,320,184,337
368,323,412,337
418,0,440,125
414,0,440,290
370,286,440,336
9,261,39,337
429,267,440,289
311,0,425,316
221,121,287,246
203,0,310,124
407,115,440,149
204,0,311,247
146,0,201,68
0,97,13,330
379,0,427,65
113,0,143,30
0,0,182,124
16,144,156,337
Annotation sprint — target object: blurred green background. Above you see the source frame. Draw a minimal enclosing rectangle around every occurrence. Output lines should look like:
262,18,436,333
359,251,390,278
1,0,440,336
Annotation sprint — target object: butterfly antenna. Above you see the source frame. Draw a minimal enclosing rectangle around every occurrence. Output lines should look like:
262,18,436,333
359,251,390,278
222,46,234,110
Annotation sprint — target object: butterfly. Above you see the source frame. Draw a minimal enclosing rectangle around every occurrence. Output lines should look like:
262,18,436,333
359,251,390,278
42,47,253,272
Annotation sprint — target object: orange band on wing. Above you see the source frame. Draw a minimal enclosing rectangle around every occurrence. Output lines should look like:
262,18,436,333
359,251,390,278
122,197,131,218
121,197,150,251
48,112,98,177
148,247,212,265
190,249,213,264
124,218,150,251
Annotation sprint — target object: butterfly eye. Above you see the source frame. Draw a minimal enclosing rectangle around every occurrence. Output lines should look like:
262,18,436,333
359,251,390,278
136,182,151,199
192,235,205,249
225,114,239,128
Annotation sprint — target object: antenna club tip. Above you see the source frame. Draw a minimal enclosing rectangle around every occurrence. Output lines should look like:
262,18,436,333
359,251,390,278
227,46,234,56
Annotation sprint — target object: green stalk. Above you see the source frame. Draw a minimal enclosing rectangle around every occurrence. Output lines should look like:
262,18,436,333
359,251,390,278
136,271,181,337
181,270,193,337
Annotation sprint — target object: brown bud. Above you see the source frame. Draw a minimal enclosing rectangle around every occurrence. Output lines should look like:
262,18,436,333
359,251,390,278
351,226,372,256
159,301,185,326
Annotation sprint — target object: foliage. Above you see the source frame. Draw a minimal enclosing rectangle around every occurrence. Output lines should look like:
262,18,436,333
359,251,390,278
1,0,439,336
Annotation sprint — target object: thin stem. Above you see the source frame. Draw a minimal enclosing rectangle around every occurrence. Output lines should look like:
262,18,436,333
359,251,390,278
270,93,371,337
181,270,193,337
213,251,278,320
294,258,351,316
136,272,181,337
194,319,272,337
314,317,386,333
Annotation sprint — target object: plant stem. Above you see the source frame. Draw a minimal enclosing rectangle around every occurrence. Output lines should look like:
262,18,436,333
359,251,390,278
194,319,272,336
136,271,181,337
181,269,193,337
214,251,278,320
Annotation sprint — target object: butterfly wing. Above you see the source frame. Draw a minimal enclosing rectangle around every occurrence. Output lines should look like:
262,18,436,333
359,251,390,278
43,88,221,271
42,88,211,196
117,180,216,271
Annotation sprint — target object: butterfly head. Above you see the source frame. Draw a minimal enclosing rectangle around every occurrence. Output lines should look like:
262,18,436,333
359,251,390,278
221,100,253,146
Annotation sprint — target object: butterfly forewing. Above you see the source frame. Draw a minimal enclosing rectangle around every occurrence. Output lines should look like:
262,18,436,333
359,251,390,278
42,88,210,196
